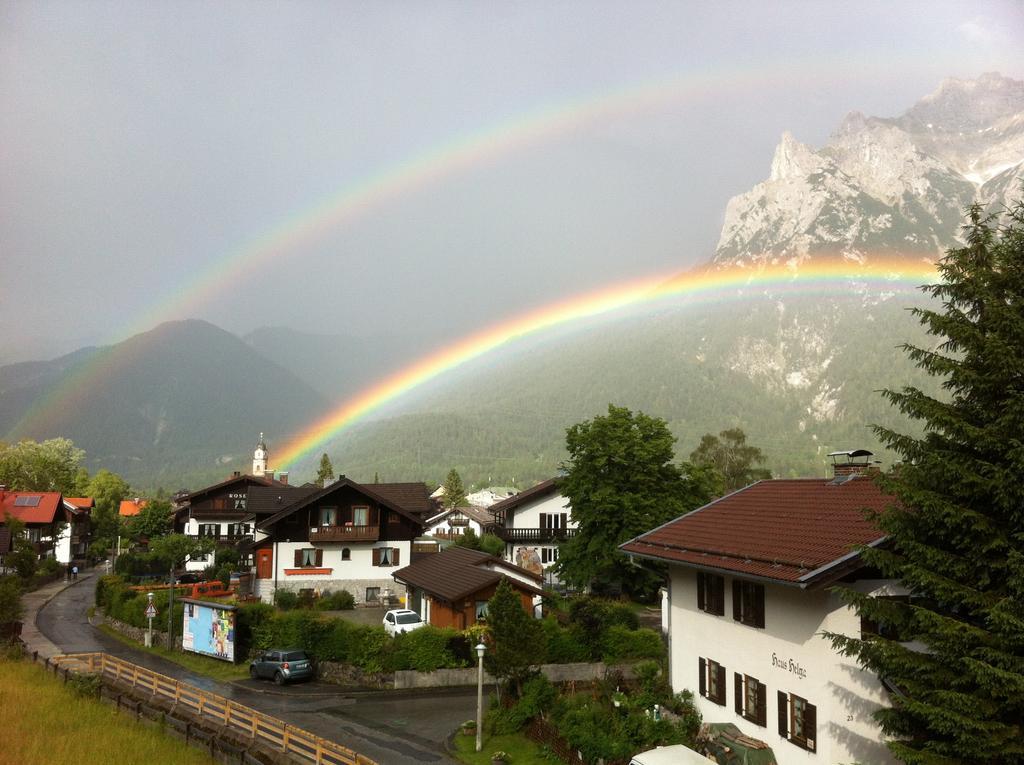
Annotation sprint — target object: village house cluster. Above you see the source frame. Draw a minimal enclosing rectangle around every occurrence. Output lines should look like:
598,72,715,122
0,435,908,764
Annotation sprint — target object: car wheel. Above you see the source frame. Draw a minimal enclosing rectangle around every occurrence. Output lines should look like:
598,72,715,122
274,671,285,686
250,666,259,680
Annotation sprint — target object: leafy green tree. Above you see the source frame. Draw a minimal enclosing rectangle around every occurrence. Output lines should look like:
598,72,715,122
0,438,85,493
2,517,38,580
85,469,130,558
441,468,467,511
484,578,545,696
689,427,771,494
0,575,24,625
828,203,1024,764
128,499,173,541
479,533,506,558
556,405,715,597
316,453,335,488
149,533,216,644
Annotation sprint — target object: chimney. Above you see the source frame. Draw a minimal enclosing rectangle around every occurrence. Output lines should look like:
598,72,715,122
828,449,879,480
279,471,289,485
232,471,241,478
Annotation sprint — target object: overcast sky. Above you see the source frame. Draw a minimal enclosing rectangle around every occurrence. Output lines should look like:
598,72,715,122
2,0,1022,362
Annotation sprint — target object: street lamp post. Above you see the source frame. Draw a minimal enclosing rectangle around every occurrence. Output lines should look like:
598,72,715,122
475,642,487,753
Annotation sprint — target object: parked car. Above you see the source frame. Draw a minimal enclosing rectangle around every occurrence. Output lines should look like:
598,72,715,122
249,648,314,685
383,608,426,636
174,572,205,584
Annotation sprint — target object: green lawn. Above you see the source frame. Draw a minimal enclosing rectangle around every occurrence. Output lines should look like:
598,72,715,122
97,624,250,682
451,730,561,764
0,657,215,765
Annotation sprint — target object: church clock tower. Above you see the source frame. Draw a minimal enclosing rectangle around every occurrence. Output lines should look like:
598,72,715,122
253,433,268,477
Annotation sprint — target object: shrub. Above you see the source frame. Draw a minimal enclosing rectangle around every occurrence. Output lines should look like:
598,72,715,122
488,673,557,733
236,602,275,655
314,590,355,611
37,557,62,576
274,589,298,610
67,672,103,698
541,617,589,663
390,627,463,672
601,626,664,662
0,576,24,624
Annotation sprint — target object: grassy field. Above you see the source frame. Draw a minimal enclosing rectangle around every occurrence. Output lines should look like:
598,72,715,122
451,730,560,764
97,624,250,682
0,657,215,765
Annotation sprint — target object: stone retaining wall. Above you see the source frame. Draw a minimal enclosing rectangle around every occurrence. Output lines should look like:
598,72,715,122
97,609,182,650
393,661,636,690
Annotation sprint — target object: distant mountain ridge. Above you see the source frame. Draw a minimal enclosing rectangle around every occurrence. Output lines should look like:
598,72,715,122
713,72,1023,268
1,320,328,488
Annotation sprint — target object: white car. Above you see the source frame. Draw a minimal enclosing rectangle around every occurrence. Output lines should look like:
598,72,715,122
383,608,426,636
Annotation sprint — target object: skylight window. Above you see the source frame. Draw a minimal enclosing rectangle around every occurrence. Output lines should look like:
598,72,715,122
14,495,42,507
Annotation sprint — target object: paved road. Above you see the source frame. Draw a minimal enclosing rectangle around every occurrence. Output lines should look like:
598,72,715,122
36,578,476,765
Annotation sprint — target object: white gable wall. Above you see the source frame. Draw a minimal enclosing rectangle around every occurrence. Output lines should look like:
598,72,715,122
668,565,897,765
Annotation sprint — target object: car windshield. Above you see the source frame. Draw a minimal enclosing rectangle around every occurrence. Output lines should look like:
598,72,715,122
283,651,308,662
396,613,421,625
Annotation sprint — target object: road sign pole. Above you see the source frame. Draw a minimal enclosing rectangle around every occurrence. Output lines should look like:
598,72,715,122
145,592,156,648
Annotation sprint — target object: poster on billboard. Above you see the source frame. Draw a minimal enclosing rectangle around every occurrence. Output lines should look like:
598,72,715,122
180,598,237,662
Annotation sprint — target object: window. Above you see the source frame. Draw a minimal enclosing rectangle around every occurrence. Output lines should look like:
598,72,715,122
698,657,726,706
373,547,400,567
352,506,369,526
341,547,351,561
293,548,322,567
227,523,250,538
319,507,337,526
734,673,767,726
475,601,489,621
778,691,816,752
539,512,568,530
697,571,725,615
733,579,765,628
366,587,380,603
198,523,220,539
541,547,559,564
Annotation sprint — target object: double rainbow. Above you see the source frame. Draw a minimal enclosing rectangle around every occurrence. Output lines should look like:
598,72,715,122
273,257,938,470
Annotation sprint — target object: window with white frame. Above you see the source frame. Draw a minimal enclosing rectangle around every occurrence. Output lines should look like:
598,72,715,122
699,657,726,706
734,673,767,726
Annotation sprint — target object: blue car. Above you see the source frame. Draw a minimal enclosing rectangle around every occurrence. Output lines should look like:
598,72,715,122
249,648,314,685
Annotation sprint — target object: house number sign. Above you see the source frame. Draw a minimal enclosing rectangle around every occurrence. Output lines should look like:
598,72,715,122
771,652,807,680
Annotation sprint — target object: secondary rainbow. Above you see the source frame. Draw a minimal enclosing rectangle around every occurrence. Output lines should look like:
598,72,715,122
274,257,939,469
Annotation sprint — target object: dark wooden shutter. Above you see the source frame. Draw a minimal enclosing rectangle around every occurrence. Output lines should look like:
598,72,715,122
756,681,767,726
714,576,725,615
372,548,381,566
805,703,816,750
560,513,567,528
715,663,726,706
539,512,548,529
293,549,302,567
698,658,706,697
778,691,789,737
369,506,379,526
697,572,706,611
392,547,400,566
733,579,742,621
734,673,743,714
754,584,765,628
315,548,323,567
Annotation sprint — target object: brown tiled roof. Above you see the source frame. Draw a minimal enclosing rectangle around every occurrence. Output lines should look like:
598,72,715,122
257,477,426,530
488,478,561,516
621,476,893,587
427,505,497,526
246,486,320,516
186,474,281,503
393,546,543,603
370,482,437,518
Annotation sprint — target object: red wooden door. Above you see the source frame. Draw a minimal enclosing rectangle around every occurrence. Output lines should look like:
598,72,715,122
256,548,273,579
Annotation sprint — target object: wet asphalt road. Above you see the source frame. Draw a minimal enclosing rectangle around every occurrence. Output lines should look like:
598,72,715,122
37,578,478,764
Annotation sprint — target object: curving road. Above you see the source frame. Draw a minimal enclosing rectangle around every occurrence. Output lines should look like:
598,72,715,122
37,577,474,765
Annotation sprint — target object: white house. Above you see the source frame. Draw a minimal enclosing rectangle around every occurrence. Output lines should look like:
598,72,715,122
423,504,495,539
487,478,576,577
253,476,426,605
621,452,900,765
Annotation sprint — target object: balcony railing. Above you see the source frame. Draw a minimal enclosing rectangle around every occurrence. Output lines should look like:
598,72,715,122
485,526,578,543
310,524,379,543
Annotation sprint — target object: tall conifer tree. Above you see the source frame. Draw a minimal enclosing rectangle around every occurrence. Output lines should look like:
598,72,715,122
829,203,1024,764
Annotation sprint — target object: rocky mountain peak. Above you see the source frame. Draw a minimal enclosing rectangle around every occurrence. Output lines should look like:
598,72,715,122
712,74,1023,269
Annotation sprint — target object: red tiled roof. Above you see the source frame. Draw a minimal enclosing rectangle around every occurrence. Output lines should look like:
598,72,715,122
64,497,94,515
621,476,894,587
0,491,63,524
119,499,147,517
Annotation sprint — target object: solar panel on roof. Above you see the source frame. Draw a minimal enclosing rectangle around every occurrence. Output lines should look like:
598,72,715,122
14,495,42,506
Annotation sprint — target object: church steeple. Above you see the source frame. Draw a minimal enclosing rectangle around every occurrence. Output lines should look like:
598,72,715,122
253,432,268,477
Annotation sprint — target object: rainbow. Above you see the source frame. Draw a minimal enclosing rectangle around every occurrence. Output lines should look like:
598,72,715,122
9,54,937,440
274,257,939,469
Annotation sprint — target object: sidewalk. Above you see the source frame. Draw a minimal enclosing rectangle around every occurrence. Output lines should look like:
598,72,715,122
19,571,94,659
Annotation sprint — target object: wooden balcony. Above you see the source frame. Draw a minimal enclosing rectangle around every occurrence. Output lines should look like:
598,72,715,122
310,524,379,543
486,526,578,543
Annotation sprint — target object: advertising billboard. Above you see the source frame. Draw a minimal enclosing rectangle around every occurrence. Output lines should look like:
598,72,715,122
180,598,237,662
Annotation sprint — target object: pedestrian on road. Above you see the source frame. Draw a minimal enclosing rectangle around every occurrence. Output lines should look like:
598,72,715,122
72,565,78,580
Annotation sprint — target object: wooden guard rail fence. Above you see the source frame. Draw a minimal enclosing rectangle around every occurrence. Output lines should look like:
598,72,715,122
51,652,377,765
